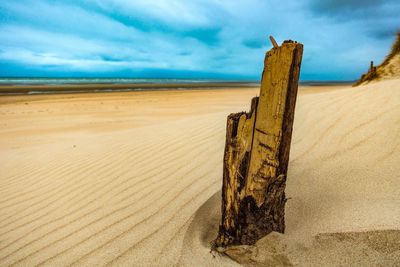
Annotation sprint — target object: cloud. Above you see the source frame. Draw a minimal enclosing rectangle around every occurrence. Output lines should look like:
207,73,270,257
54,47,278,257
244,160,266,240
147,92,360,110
310,0,398,16
0,0,399,80
309,0,400,39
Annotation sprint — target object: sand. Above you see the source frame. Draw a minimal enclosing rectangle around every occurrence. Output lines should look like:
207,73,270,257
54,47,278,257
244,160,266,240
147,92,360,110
0,81,399,266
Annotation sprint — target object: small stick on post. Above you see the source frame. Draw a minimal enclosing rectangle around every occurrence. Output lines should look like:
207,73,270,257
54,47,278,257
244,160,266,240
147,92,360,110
215,38,303,248
269,35,279,48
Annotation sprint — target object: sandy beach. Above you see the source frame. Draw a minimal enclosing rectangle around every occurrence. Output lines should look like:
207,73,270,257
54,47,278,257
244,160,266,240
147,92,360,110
0,81,399,266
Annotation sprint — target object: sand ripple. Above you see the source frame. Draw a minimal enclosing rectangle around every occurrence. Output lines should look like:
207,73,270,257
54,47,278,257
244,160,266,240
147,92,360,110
0,80,399,266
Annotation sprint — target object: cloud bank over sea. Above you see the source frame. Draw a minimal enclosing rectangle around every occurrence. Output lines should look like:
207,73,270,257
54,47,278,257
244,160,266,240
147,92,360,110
0,0,399,80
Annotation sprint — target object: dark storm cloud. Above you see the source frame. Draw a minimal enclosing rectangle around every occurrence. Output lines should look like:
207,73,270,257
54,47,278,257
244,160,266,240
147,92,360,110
310,0,397,17
310,0,400,39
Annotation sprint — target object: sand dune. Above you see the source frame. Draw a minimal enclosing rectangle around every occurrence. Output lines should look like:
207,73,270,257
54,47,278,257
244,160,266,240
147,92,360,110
0,81,399,266
355,32,400,85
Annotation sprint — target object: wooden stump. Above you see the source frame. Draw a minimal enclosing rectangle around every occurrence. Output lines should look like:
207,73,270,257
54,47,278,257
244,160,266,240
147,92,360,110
215,39,303,248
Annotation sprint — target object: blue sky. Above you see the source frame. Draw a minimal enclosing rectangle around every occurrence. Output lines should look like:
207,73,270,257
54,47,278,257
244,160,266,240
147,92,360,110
0,0,399,80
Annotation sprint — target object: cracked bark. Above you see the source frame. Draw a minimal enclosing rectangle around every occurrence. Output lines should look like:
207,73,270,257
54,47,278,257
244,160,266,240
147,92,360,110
215,39,303,247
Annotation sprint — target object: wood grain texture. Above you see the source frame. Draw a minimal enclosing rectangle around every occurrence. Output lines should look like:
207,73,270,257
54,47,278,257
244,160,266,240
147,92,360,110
216,40,303,247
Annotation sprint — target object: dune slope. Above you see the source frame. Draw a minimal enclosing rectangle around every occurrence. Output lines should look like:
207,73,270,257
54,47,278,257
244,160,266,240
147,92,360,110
355,33,400,85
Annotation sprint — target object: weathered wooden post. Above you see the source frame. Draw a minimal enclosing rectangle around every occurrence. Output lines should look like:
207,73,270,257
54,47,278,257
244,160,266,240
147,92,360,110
215,37,303,248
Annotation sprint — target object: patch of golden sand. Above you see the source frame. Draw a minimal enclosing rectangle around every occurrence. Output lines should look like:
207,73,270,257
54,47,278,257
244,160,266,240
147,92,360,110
0,81,399,266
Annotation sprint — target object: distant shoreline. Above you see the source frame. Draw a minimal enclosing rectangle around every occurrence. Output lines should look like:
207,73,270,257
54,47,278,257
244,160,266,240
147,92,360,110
0,81,353,95
0,82,259,95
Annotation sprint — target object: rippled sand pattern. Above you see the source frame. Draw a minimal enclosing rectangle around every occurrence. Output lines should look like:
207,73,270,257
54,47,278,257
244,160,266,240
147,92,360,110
0,80,399,266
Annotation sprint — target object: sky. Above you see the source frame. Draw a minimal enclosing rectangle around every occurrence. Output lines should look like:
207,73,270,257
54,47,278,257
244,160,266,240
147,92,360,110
0,0,399,81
